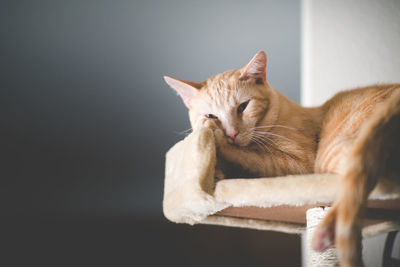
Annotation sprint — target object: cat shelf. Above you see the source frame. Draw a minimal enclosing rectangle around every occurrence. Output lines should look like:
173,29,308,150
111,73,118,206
163,128,400,237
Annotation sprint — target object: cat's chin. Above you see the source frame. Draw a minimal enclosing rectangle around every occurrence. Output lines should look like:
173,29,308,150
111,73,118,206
229,139,251,147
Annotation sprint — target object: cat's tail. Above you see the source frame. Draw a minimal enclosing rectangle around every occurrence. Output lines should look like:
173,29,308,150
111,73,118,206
312,88,400,267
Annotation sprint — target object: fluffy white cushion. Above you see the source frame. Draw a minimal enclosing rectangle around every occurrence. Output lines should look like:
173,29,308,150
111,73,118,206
163,128,400,235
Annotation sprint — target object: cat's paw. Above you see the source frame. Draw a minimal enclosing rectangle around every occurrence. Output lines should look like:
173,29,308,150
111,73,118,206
214,128,227,147
311,207,337,252
196,118,219,130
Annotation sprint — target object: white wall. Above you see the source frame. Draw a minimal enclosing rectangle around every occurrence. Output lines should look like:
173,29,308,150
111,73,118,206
302,0,400,107
301,0,400,266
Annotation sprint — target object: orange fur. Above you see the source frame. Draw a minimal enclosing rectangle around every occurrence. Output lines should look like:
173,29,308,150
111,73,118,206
313,88,400,267
164,51,400,266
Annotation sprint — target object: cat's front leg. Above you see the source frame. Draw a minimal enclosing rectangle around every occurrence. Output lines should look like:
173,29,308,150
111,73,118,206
213,129,282,177
213,128,228,148
194,119,227,179
213,129,257,173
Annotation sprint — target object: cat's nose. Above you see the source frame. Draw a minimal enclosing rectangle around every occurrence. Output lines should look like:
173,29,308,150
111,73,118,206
226,130,239,141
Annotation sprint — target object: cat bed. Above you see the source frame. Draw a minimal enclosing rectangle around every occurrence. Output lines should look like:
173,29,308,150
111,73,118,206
163,128,400,237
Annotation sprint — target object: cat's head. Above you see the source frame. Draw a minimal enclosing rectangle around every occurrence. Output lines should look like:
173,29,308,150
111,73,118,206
164,51,278,147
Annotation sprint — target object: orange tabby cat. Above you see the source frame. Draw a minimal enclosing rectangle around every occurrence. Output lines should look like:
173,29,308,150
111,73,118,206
164,51,400,267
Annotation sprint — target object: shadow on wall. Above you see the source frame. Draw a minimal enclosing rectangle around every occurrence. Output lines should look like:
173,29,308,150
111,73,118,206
1,0,300,221
1,0,301,266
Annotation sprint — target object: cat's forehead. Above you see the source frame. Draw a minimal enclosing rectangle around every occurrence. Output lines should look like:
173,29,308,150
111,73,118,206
200,69,266,104
201,70,244,101
205,70,240,90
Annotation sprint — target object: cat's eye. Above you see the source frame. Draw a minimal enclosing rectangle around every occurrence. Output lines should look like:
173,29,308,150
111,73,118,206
205,114,218,119
237,100,250,114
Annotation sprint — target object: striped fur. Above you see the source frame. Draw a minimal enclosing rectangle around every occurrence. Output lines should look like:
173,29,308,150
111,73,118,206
165,51,400,266
312,87,400,267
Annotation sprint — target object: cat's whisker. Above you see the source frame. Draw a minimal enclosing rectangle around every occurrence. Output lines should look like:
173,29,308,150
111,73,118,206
252,133,279,154
252,132,279,145
174,128,193,136
251,136,272,154
251,131,296,157
252,134,287,153
252,134,301,171
252,133,279,150
252,129,296,147
257,136,281,152
251,125,298,131
256,139,274,154
254,134,294,157
254,131,294,143
250,137,265,151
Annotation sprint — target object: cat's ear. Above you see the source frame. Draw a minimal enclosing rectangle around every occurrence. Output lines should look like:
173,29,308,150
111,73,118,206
163,76,202,109
240,51,267,82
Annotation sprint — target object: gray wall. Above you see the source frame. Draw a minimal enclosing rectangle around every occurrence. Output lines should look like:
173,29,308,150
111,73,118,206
1,0,300,217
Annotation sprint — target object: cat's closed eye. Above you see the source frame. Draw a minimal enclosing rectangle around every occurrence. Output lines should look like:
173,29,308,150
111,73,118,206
205,114,218,119
237,100,250,114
